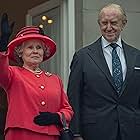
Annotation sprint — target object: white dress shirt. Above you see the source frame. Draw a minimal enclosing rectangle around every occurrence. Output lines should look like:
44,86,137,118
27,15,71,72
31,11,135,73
101,36,127,81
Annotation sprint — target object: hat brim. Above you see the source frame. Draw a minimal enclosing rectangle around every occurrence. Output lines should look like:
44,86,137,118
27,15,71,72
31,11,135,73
8,34,56,62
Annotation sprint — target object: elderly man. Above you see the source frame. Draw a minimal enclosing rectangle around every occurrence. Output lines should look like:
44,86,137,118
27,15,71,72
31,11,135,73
68,3,140,140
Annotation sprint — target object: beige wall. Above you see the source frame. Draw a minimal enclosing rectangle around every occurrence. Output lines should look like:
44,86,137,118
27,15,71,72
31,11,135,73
83,0,140,49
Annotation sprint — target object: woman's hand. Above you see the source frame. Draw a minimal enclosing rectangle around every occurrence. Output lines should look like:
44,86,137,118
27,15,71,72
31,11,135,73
33,112,61,126
0,13,14,52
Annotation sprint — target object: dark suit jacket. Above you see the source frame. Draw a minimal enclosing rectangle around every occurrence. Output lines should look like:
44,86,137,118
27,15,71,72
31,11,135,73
67,37,140,140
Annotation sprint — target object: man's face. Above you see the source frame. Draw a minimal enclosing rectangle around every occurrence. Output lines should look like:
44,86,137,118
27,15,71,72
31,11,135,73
98,8,126,42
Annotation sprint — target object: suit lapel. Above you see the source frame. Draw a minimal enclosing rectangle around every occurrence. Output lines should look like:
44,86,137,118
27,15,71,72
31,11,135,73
86,39,137,97
87,38,116,90
120,41,136,94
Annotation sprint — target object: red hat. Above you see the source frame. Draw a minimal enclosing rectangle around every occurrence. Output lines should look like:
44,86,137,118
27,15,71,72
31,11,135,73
8,26,56,62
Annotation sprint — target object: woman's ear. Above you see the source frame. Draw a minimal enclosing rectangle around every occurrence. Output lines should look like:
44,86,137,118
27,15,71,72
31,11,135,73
18,54,22,58
18,47,23,58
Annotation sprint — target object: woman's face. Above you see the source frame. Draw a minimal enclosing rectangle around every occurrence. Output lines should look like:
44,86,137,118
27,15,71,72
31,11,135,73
21,39,45,67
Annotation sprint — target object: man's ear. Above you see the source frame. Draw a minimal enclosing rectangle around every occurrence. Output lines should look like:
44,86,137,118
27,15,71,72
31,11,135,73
121,19,127,31
122,19,127,28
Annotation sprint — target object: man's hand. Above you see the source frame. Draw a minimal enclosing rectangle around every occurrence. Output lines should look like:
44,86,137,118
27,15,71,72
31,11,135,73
0,13,14,52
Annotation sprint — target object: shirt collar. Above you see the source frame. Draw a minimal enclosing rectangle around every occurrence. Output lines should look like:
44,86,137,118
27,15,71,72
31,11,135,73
101,36,122,49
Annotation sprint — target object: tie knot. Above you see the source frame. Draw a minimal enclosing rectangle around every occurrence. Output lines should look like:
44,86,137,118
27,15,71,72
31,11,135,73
110,43,118,49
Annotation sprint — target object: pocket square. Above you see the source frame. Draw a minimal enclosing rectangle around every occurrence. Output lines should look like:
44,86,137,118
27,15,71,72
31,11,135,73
134,67,140,70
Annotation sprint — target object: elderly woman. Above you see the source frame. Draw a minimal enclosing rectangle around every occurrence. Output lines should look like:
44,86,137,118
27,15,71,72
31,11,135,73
0,14,73,140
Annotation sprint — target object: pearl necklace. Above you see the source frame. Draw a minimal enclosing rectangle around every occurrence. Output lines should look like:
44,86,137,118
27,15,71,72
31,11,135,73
22,66,43,74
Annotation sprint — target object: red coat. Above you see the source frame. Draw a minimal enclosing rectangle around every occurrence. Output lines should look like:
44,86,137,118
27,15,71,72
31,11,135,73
0,52,73,135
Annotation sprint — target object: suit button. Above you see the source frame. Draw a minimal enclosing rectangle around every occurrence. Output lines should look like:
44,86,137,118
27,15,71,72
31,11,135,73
114,119,118,122
41,101,46,106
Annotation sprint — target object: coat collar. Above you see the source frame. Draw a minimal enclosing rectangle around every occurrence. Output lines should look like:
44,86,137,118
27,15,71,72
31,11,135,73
87,37,115,90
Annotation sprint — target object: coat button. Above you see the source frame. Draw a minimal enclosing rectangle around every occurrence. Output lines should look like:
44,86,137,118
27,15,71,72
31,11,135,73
40,85,45,89
41,101,46,106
